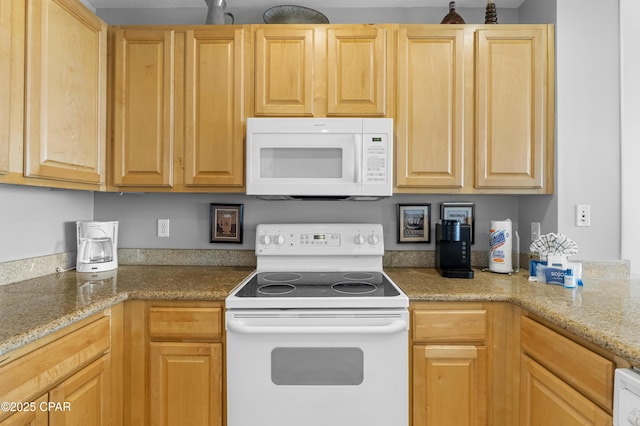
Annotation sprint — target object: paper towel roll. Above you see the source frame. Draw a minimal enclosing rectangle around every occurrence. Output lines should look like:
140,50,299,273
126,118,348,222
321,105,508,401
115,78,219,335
489,219,512,273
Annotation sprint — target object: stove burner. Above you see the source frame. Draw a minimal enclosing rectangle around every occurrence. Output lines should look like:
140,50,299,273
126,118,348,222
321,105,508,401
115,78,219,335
262,273,303,283
257,283,296,295
332,282,378,295
343,272,376,281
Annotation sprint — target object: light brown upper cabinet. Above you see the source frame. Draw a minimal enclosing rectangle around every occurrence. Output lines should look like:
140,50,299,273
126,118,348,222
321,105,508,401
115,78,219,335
24,0,107,186
110,26,246,191
395,24,554,194
0,0,107,190
112,29,175,188
396,26,466,189
253,26,315,116
475,26,553,190
252,24,391,117
0,0,12,176
326,27,388,115
183,28,245,189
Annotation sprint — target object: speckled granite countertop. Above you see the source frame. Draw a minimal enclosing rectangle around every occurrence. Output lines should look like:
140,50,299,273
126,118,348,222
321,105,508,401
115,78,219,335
1,265,639,366
0,266,254,357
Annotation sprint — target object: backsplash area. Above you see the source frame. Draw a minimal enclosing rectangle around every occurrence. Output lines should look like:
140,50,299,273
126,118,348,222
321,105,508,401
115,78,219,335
0,186,629,285
0,253,75,286
93,192,525,252
0,249,629,287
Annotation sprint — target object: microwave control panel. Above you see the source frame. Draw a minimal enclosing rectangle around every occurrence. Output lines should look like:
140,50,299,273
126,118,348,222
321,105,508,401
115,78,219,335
364,134,388,184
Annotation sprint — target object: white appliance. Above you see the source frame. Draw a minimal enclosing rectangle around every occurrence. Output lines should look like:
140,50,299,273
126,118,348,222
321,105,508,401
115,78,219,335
246,118,393,200
226,223,409,426
76,221,118,273
615,368,640,425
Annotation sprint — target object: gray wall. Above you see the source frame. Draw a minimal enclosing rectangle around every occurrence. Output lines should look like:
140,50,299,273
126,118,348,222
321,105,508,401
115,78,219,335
97,6,520,25
555,0,620,260
0,185,93,262
94,192,517,251
620,0,640,276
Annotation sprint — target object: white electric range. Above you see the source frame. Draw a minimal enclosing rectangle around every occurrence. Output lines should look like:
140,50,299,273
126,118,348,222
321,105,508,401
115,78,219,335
226,223,409,426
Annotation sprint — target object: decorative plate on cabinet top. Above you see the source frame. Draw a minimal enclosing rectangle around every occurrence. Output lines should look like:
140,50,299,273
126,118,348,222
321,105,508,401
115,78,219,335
263,5,330,24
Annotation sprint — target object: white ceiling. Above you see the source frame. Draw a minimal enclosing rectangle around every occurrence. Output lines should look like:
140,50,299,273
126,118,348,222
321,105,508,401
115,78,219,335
87,0,525,9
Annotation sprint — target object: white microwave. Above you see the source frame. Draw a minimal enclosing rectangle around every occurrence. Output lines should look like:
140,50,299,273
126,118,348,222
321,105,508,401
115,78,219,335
246,118,393,200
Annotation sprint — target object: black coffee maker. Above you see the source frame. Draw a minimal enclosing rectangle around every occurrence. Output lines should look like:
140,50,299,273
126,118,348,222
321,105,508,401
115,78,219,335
435,220,474,278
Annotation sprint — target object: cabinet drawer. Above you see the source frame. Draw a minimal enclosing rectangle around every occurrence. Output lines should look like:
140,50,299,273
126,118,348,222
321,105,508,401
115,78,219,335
521,316,614,411
0,316,110,409
149,306,222,341
413,309,487,342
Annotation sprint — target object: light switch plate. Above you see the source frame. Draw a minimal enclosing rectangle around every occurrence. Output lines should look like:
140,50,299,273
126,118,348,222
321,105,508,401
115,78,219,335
157,219,170,237
576,205,591,227
531,222,541,241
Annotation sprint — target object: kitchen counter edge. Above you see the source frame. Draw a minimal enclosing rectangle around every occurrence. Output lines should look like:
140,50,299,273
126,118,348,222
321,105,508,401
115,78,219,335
0,265,638,367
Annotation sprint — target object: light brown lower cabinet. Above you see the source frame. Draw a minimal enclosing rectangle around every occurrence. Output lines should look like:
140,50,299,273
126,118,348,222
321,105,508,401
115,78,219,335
0,311,116,426
0,299,628,426
519,315,615,426
410,303,625,426
0,394,48,426
413,344,487,426
0,357,111,426
520,355,611,426
411,302,489,426
124,300,224,426
149,342,223,426
48,356,111,426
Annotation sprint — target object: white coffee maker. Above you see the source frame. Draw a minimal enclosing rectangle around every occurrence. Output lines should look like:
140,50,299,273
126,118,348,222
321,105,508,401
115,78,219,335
76,221,119,273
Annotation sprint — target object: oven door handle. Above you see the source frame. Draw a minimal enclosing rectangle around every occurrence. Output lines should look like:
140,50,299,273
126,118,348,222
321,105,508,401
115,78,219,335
226,319,408,335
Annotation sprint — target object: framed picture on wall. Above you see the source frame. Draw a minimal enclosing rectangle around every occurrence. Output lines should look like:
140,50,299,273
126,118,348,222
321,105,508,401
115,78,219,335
210,204,243,244
440,202,475,244
397,204,431,243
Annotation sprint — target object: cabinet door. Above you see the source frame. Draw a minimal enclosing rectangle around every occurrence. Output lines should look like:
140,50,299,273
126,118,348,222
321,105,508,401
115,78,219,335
0,0,11,175
0,395,48,426
254,27,315,116
149,342,223,426
327,26,387,116
24,0,106,185
184,28,244,188
520,355,611,426
113,29,175,187
48,356,111,426
475,27,549,189
413,345,487,426
396,26,465,188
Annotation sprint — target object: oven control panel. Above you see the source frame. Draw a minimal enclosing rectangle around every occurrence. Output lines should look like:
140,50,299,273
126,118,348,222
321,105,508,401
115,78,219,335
255,224,384,255
299,232,341,247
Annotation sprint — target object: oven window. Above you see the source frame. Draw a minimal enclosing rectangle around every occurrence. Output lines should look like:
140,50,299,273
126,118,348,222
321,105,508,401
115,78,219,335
260,148,343,179
271,347,363,386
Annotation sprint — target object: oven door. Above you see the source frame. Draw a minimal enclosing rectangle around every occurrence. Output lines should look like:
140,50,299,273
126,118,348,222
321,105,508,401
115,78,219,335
226,309,409,426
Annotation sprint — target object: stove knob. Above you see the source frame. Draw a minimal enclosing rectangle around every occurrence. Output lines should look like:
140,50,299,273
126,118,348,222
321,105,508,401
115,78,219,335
368,234,380,245
260,235,272,245
273,234,285,245
354,234,366,245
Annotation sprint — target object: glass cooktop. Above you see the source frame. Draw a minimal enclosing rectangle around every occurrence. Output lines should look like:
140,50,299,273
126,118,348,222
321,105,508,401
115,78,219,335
235,271,401,298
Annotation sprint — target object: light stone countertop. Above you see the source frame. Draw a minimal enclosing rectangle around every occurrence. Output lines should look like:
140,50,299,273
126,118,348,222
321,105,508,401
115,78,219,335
1,265,639,366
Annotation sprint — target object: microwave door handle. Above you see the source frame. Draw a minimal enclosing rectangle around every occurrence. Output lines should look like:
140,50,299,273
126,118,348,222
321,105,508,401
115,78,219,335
354,134,362,183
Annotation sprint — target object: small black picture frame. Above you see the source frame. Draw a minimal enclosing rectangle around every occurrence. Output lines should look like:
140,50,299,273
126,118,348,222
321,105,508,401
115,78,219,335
210,204,243,244
440,202,475,244
397,204,431,243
